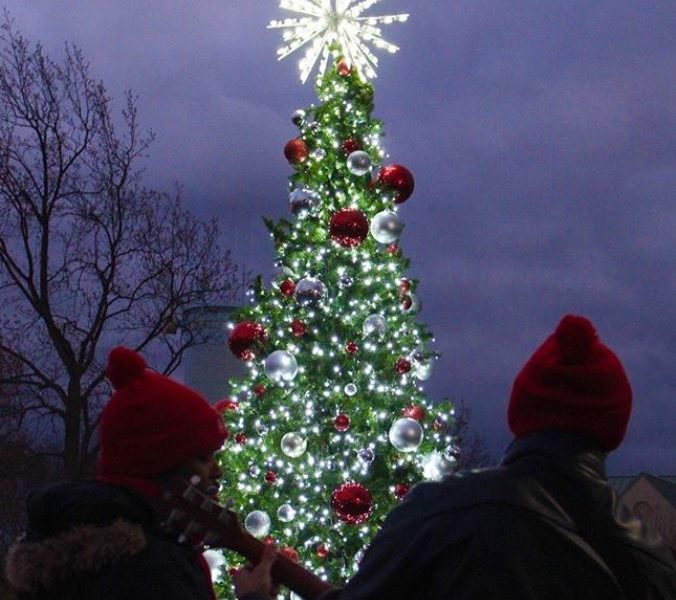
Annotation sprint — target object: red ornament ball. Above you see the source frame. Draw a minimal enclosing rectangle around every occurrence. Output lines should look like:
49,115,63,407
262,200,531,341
215,398,239,413
336,58,351,76
234,432,247,445
316,543,330,559
345,341,359,355
395,357,412,375
254,384,266,397
334,414,351,432
228,321,267,361
263,536,276,546
329,209,369,248
378,164,415,203
280,546,300,562
331,482,373,525
284,138,309,165
265,470,277,484
398,278,411,293
401,403,426,421
290,319,307,337
401,295,413,311
394,483,411,500
341,138,361,156
386,243,400,255
280,279,296,297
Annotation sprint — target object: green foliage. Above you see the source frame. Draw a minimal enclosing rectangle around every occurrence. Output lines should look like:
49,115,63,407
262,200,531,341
216,59,456,598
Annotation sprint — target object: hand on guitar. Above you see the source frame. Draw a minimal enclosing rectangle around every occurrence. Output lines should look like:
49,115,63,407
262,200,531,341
232,544,280,599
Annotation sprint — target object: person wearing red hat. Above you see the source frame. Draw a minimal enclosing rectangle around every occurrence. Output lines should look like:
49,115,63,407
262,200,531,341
232,315,676,600
5,347,229,600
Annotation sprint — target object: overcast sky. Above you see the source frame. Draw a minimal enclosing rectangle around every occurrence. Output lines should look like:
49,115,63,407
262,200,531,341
4,1,674,474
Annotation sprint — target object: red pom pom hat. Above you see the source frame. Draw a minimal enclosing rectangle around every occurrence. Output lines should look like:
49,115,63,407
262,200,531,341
97,347,228,497
508,315,632,451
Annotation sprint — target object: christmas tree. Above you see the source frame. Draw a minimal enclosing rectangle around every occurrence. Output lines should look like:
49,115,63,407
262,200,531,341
216,3,456,597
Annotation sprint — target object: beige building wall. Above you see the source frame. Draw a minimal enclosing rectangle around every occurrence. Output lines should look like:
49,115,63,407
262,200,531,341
619,476,676,551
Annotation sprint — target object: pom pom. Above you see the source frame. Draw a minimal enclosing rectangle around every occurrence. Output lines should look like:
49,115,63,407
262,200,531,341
555,315,598,364
106,347,147,390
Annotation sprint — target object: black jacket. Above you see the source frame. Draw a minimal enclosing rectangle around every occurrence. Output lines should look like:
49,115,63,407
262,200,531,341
5,481,215,600
317,431,676,600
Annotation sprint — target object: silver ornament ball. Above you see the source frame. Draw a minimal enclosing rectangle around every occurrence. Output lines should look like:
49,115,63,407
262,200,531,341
277,503,296,523
338,274,353,289
289,188,321,217
264,350,298,382
403,292,421,315
294,277,326,306
291,109,305,126
346,151,372,176
311,148,326,161
389,417,424,452
281,432,307,458
370,210,404,244
344,383,358,396
362,314,388,337
357,448,375,464
244,510,271,538
422,451,457,481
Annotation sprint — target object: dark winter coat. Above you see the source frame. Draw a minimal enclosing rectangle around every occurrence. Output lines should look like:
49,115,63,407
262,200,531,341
314,431,676,600
4,481,215,600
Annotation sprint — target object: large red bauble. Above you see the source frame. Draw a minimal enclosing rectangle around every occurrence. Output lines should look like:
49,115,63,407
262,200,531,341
334,414,351,432
394,482,411,499
280,279,296,297
395,357,412,374
331,482,373,525
378,164,415,203
341,138,361,156
329,209,369,248
290,319,307,337
228,321,267,360
401,403,426,421
284,138,309,164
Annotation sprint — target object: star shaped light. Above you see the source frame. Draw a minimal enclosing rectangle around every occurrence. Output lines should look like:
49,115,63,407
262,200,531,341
268,0,409,83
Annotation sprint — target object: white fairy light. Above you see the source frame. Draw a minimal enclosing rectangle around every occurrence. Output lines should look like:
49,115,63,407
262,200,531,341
268,0,409,83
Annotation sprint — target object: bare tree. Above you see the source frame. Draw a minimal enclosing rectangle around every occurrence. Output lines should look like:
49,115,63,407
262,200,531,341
449,398,496,470
0,15,242,479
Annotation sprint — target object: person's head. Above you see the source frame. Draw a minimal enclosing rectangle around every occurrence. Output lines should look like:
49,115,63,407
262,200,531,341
508,314,632,451
97,347,228,497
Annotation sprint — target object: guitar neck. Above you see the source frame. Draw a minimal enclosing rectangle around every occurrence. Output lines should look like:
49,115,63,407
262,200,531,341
231,533,333,600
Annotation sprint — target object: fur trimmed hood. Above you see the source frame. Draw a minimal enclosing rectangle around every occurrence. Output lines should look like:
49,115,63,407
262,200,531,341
5,519,146,596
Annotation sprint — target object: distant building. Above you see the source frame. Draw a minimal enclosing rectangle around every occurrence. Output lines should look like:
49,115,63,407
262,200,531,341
608,474,676,552
181,306,247,403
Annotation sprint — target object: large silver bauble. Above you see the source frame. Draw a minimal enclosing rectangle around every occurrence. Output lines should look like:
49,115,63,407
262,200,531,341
294,277,326,306
281,432,307,458
289,188,320,217
389,417,424,452
291,109,305,126
244,510,271,537
370,210,404,244
362,314,388,337
346,151,372,176
422,451,457,481
277,503,296,522
344,383,358,396
264,350,298,382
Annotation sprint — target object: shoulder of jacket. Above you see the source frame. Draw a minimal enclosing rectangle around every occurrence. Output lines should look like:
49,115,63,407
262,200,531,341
5,519,147,596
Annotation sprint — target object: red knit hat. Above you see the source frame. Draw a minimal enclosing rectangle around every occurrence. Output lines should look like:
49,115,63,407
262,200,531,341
97,347,228,496
508,315,632,451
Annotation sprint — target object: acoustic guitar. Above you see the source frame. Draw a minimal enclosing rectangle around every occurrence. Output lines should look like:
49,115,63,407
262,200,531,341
161,476,333,600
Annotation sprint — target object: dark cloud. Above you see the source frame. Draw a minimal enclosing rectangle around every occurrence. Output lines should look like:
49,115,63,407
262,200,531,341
4,0,674,473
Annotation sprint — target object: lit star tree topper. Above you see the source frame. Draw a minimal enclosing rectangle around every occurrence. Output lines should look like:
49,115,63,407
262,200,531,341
268,0,409,83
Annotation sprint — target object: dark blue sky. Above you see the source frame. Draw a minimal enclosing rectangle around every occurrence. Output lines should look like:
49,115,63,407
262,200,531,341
6,1,674,473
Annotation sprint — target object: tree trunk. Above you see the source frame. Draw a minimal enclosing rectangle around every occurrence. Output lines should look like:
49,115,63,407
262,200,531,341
63,384,82,480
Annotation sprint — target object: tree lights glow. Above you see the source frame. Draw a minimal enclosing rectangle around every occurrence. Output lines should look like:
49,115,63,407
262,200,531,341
215,10,455,599
268,0,409,83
